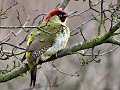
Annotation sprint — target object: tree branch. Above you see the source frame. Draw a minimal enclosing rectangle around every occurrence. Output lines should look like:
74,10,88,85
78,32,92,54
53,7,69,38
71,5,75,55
60,0,70,10
0,64,29,82
105,38,120,46
43,21,120,63
0,19,120,83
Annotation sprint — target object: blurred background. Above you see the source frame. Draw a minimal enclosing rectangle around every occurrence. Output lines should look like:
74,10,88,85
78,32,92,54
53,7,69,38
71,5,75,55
0,0,120,90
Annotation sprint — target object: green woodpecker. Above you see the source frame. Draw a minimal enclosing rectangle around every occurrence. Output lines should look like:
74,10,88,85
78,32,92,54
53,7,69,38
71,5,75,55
22,8,70,87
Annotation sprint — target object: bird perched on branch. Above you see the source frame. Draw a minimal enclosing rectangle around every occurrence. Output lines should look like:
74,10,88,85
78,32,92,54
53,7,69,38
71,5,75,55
22,8,70,87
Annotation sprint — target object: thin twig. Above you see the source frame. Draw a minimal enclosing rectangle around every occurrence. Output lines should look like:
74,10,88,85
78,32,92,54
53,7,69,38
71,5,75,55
52,61,79,77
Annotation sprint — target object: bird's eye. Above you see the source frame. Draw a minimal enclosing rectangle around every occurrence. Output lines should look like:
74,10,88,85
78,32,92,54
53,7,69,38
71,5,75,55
58,14,63,18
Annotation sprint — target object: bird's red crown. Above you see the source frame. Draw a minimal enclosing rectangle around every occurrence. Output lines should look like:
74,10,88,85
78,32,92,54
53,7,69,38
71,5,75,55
45,9,66,21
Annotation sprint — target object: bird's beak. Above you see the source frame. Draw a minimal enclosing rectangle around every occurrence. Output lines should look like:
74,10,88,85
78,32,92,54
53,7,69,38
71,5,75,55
64,14,69,17
64,13,73,18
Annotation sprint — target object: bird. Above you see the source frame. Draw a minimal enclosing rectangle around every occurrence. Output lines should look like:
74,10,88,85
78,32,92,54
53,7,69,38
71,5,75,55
22,8,70,87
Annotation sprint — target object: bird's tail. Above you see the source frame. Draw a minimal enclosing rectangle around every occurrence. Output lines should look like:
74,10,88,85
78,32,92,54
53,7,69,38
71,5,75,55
30,66,37,87
21,54,26,62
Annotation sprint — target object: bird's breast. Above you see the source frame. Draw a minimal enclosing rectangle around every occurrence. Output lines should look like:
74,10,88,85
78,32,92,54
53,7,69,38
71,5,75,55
39,26,70,61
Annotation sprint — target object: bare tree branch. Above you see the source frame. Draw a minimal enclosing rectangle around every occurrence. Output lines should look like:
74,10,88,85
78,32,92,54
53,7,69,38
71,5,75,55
60,0,70,10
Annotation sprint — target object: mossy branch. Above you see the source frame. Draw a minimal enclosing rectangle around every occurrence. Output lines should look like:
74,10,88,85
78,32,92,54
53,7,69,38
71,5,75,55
0,19,120,83
0,64,29,82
